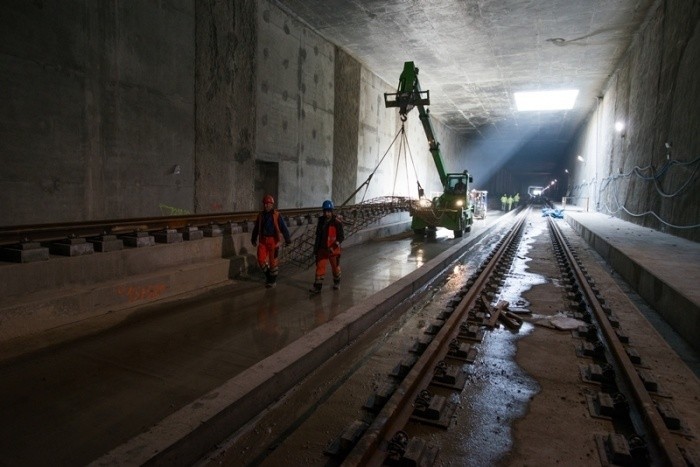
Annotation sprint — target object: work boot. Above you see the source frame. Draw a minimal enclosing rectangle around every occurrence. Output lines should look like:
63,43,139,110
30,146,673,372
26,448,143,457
333,279,340,290
309,282,322,294
266,273,277,288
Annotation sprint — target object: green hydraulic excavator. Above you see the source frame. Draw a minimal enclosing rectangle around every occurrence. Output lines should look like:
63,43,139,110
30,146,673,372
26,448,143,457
384,61,474,238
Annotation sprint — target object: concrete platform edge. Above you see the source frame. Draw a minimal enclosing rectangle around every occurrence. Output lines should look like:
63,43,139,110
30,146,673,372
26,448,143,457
565,215,700,354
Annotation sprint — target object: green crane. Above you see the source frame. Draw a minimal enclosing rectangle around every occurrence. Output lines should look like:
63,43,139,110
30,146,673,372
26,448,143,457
385,61,474,237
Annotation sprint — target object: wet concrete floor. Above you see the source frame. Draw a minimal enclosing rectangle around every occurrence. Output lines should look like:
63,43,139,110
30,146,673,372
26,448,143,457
206,213,530,466
208,211,700,467
0,215,506,465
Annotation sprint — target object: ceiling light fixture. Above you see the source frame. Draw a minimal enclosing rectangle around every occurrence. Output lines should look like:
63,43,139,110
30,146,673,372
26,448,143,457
615,121,625,132
514,90,579,111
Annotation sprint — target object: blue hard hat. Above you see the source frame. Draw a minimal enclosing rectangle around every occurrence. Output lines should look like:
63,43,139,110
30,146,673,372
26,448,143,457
322,200,334,210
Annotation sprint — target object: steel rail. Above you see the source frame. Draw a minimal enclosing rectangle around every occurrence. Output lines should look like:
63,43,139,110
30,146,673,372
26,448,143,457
0,211,262,246
0,200,410,247
342,209,529,466
547,217,686,466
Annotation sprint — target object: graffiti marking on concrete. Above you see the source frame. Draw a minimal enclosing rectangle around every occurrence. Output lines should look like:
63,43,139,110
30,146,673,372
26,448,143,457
116,283,167,302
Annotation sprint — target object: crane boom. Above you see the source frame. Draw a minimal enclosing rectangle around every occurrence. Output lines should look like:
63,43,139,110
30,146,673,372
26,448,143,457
384,61,474,238
388,61,447,186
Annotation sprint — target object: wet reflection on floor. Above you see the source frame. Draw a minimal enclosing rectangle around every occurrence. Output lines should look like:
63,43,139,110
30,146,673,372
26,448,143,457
224,228,464,361
253,289,290,354
0,214,508,465
408,216,544,465
496,222,548,312
449,324,539,466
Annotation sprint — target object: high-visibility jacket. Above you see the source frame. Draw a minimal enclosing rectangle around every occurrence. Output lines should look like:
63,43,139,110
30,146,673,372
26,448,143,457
251,210,291,244
314,215,344,256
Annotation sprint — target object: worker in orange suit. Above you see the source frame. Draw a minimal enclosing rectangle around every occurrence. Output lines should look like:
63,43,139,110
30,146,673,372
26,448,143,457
251,194,291,287
309,200,344,294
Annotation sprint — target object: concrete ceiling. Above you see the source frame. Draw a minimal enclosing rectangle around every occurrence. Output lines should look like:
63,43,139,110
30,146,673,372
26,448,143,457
276,0,656,179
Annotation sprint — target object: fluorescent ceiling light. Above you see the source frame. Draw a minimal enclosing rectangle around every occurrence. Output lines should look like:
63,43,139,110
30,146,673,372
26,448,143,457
514,90,579,111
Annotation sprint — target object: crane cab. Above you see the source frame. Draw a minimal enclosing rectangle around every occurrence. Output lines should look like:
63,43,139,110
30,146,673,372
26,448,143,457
410,171,474,238
446,173,469,195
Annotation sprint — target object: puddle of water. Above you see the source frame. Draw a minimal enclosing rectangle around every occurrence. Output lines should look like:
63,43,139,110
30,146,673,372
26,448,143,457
496,223,548,312
427,219,546,465
428,323,539,466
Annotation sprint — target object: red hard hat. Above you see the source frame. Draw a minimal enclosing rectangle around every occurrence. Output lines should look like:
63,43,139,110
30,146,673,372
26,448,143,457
262,194,275,205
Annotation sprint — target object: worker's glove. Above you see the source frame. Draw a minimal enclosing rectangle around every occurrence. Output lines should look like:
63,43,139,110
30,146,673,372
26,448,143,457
285,240,292,246
251,239,257,247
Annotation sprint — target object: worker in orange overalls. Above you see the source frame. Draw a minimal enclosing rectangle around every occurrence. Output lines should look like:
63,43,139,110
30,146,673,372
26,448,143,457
251,194,291,287
309,200,345,294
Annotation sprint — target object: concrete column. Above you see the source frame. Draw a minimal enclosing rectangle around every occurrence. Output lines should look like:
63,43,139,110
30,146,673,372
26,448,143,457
195,0,257,213
332,48,360,206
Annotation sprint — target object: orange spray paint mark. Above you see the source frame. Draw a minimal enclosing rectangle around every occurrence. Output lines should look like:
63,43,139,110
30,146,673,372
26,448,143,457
116,283,167,302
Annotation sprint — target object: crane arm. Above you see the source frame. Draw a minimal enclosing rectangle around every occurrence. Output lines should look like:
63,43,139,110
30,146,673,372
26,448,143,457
385,61,448,187
416,103,447,187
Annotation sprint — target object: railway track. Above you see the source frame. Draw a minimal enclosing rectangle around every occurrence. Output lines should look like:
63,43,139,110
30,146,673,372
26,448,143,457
204,207,698,466
338,210,529,466
0,197,411,248
547,216,689,466
0,197,411,266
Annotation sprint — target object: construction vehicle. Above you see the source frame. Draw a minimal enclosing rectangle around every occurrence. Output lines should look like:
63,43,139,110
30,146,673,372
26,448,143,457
471,190,488,219
384,61,474,237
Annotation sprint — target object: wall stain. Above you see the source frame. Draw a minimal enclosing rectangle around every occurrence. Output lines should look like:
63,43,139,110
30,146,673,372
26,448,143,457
41,177,61,194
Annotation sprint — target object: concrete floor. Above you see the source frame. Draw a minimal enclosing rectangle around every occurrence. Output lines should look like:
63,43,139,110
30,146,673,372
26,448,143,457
205,210,700,467
0,214,504,465
1,206,698,465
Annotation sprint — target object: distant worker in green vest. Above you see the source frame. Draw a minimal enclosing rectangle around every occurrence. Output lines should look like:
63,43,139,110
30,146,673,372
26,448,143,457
501,194,507,211
507,195,514,211
513,193,520,208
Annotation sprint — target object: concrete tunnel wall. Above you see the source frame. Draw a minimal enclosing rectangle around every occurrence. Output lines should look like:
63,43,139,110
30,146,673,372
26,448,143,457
0,0,464,226
565,0,700,242
0,0,465,348
0,1,196,224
